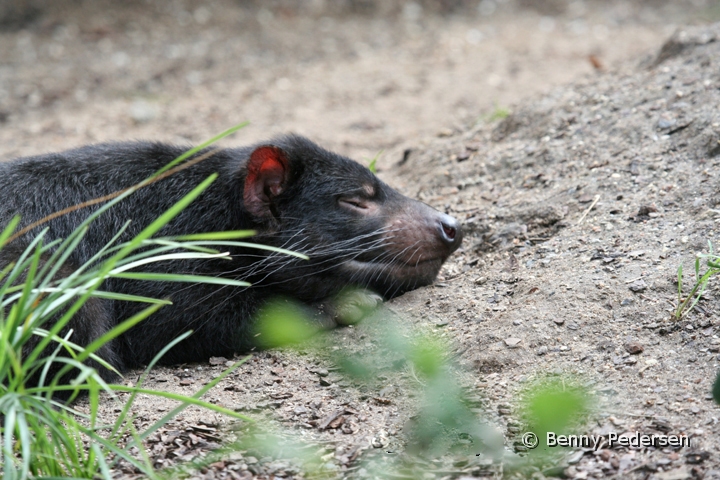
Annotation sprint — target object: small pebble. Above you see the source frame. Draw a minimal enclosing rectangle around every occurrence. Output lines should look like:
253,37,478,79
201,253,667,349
657,118,677,129
129,99,158,123
624,342,644,354
566,450,585,464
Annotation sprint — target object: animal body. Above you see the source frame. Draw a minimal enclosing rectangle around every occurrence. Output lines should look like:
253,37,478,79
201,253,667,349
0,135,462,380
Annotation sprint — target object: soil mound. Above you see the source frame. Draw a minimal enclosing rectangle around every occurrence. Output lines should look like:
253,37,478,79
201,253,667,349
389,22,720,477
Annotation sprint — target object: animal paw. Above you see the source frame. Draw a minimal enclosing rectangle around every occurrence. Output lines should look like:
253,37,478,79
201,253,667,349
334,289,383,325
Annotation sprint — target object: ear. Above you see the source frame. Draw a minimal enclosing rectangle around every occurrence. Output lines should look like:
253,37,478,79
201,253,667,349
243,146,290,219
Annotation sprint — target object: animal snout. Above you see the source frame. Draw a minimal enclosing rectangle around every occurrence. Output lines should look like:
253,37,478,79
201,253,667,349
437,213,462,252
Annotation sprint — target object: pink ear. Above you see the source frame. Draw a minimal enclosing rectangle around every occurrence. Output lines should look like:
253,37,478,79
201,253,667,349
243,146,289,219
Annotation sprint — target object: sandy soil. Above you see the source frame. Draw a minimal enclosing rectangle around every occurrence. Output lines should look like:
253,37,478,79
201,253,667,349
0,0,699,162
2,0,720,478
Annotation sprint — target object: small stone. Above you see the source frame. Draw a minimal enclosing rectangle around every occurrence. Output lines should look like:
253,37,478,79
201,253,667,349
129,99,158,123
208,356,228,365
553,318,565,325
658,117,677,129
621,298,634,306
629,280,647,293
657,467,692,479
599,450,613,461
504,337,522,348
269,391,292,400
371,432,389,448
379,385,395,397
624,342,644,354
563,466,579,478
566,450,585,464
537,346,548,356
636,205,657,216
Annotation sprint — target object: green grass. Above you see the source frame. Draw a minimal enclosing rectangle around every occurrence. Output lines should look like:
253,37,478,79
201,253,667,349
0,124,310,479
675,242,720,408
675,241,719,320
484,103,510,122
366,150,383,174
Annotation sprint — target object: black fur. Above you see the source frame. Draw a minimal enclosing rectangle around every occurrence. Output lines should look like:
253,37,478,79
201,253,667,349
0,135,461,378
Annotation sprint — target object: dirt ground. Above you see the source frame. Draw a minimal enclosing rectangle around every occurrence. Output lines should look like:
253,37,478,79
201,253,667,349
2,0,720,478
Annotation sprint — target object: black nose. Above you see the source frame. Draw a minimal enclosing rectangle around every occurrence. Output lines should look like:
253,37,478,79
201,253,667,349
438,214,462,252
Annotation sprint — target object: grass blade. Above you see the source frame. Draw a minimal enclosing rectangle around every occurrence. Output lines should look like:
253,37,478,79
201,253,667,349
112,272,250,287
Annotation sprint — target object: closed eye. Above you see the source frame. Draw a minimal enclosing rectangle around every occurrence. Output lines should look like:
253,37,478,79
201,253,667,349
339,197,370,212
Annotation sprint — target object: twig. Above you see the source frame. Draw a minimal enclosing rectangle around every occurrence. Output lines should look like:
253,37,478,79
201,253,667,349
577,195,600,225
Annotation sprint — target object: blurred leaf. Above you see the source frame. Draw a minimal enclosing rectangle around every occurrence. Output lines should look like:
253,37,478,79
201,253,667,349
522,378,590,448
334,354,374,380
254,300,318,349
409,336,446,378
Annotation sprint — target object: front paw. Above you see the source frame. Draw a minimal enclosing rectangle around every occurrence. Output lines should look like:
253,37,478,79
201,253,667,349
334,289,383,325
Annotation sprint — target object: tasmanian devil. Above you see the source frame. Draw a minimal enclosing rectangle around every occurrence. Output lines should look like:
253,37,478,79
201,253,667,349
0,135,462,382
